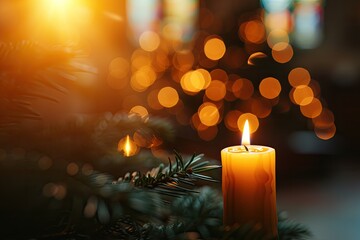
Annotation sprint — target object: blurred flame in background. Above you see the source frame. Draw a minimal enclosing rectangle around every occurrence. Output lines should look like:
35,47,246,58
118,135,138,157
24,0,335,152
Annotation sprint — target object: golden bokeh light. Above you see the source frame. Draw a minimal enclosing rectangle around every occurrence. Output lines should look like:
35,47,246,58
118,135,138,157
158,87,179,108
129,105,149,119
180,70,206,94
198,103,220,127
197,68,212,89
312,108,335,129
139,31,161,52
237,113,259,134
259,77,282,99
205,80,226,101
243,20,266,44
272,42,293,63
293,85,314,106
130,66,157,92
315,124,336,140
232,78,254,100
204,36,226,60
288,67,311,87
225,110,242,132
267,29,289,48
300,98,323,118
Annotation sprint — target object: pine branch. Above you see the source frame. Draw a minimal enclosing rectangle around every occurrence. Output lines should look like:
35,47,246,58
115,152,221,197
278,216,312,240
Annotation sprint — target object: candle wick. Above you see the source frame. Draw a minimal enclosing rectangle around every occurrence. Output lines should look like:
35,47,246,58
243,145,249,152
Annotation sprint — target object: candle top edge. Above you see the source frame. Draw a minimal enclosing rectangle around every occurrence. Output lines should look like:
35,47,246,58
221,145,275,154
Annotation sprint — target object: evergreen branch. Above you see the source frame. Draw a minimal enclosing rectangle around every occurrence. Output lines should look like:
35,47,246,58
278,218,312,240
115,152,221,197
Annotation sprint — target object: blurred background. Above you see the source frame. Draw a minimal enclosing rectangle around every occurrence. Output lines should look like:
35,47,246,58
1,0,360,239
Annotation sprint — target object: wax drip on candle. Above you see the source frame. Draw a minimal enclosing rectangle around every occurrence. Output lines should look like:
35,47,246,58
242,119,250,151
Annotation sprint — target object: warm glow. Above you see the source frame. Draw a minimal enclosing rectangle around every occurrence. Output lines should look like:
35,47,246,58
197,69,212,89
293,85,314,106
259,77,282,99
129,105,149,118
130,66,157,92
131,49,152,70
271,42,293,63
237,113,259,134
198,103,220,126
312,108,335,128
315,124,336,140
205,80,226,101
32,0,90,43
158,87,179,108
204,37,226,60
243,20,266,44
139,31,161,52
300,98,322,118
118,135,138,157
44,0,74,10
180,70,206,94
124,135,131,157
288,67,311,87
241,120,251,145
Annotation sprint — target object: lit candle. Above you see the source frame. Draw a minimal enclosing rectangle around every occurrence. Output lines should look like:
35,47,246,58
221,120,277,237
124,135,132,157
118,135,138,157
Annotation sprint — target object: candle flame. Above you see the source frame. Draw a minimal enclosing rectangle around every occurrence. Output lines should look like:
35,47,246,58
242,120,250,145
124,135,131,157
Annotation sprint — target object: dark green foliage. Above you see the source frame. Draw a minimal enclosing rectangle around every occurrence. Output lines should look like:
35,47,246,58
116,152,221,196
278,213,312,240
0,148,311,240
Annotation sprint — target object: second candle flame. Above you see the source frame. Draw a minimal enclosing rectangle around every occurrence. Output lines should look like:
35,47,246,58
124,135,131,157
242,120,250,146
